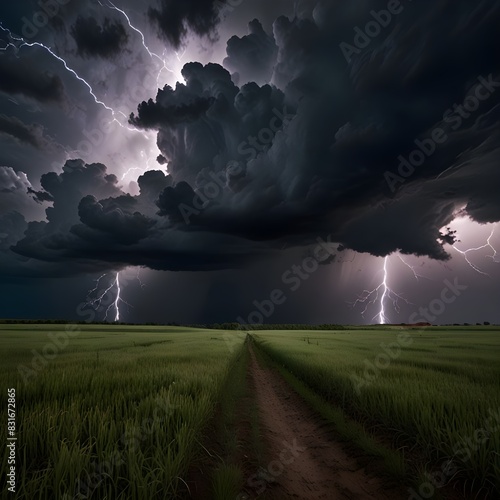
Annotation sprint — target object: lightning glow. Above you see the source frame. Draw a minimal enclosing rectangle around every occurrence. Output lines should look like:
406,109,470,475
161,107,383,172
0,21,166,189
113,272,121,322
397,255,426,281
101,1,174,71
99,0,182,89
135,268,147,289
86,272,125,321
96,2,180,179
0,22,154,141
121,152,155,181
1,25,118,116
452,228,499,276
378,256,389,324
86,268,148,322
352,255,410,324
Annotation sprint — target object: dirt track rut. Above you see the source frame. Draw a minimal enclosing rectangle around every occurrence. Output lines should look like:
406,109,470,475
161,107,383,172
246,343,404,499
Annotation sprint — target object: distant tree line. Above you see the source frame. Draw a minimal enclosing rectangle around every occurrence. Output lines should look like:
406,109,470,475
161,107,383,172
0,319,182,326
133,323,346,330
2,319,494,328
0,319,345,330
183,323,346,330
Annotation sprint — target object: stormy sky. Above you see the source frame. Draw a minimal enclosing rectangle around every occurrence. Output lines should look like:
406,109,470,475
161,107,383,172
0,0,499,325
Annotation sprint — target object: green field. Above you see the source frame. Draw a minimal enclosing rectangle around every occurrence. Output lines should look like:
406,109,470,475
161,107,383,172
1,324,499,499
0,325,246,499
252,327,500,495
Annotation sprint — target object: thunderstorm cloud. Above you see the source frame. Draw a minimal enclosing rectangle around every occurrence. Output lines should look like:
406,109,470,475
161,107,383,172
71,16,129,59
0,0,499,316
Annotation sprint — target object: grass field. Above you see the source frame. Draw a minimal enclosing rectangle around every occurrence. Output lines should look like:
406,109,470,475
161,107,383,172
0,325,246,499
1,325,499,499
252,327,500,496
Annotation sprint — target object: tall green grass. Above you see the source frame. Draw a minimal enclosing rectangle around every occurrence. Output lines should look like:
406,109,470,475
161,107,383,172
252,328,500,494
0,325,246,499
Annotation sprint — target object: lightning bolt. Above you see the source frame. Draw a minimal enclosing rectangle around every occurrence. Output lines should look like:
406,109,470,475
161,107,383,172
397,255,428,281
121,152,155,181
378,256,389,324
0,22,156,144
98,1,181,176
86,268,147,322
135,268,147,289
120,167,143,182
352,255,411,324
452,228,499,276
113,272,121,322
1,24,121,118
86,272,127,322
99,0,176,88
1,21,164,183
488,230,500,263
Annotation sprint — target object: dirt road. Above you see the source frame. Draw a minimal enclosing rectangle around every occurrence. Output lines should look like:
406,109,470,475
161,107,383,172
244,344,405,499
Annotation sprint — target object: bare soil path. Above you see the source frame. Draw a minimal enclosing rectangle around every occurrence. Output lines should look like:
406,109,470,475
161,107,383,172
245,343,406,499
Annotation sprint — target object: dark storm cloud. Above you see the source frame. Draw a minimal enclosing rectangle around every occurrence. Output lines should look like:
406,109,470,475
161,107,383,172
125,0,500,263
37,160,122,224
75,195,154,245
148,0,223,49
156,182,198,222
157,155,168,165
0,115,44,149
0,212,35,279
0,114,60,151
0,166,31,196
129,92,215,129
271,14,323,92
28,187,54,204
0,167,43,221
5,0,500,277
137,170,172,199
11,160,125,271
71,16,129,59
131,61,288,184
0,212,26,250
0,54,65,103
10,161,269,273
223,19,278,86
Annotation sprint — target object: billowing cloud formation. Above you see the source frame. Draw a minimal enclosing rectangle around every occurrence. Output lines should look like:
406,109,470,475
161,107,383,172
0,166,31,196
131,61,290,184
5,0,500,277
77,195,154,244
148,0,223,48
11,161,268,273
0,167,44,220
132,0,500,262
71,16,129,59
137,170,173,201
129,92,215,129
223,19,278,86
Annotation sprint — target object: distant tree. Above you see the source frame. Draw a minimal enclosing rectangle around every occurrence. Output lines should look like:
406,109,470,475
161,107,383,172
484,321,490,326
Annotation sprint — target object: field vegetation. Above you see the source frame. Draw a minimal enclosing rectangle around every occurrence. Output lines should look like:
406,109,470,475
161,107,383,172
252,327,500,496
1,324,499,498
0,325,246,499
